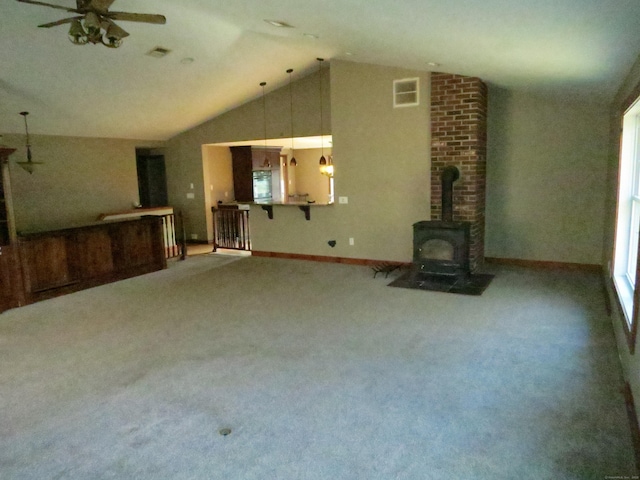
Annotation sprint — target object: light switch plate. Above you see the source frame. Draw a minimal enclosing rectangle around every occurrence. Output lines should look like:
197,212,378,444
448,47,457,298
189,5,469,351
339,196,348,204
186,193,195,199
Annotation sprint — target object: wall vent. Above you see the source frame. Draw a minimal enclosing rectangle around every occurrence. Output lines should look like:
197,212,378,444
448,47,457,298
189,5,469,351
393,78,419,107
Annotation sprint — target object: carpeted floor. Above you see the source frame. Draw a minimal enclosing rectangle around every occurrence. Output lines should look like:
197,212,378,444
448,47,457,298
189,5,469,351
0,255,636,479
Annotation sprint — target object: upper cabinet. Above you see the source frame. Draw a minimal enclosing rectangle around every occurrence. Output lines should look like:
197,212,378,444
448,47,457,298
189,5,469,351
230,146,282,202
230,146,253,202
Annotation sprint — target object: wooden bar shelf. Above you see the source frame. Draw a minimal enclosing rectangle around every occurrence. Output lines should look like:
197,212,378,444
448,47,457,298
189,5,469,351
255,201,331,221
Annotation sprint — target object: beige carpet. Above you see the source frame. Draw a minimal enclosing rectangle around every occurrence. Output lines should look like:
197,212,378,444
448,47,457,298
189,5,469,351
0,254,636,479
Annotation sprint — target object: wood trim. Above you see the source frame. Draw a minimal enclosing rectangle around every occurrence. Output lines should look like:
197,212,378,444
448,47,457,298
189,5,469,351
251,250,410,267
606,276,636,354
484,257,603,273
622,382,640,472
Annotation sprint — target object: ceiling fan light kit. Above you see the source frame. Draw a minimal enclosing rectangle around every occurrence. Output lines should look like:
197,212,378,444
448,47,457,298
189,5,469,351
17,0,166,49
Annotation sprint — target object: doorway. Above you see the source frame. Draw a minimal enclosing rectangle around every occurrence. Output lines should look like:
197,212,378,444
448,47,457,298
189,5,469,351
136,148,168,207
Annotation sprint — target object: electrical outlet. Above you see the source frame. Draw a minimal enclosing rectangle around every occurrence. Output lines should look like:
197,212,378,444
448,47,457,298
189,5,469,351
190,233,198,240
186,192,195,199
339,196,348,204
349,237,354,246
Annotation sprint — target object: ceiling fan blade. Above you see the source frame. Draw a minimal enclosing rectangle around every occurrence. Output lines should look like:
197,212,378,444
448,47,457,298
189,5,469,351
16,0,79,13
106,12,166,24
38,15,83,28
87,0,116,11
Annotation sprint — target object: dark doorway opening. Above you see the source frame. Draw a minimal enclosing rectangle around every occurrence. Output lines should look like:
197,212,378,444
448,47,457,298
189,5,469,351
136,149,168,207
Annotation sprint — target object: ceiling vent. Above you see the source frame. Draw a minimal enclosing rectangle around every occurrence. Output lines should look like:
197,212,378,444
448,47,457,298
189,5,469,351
146,46,171,58
393,78,419,107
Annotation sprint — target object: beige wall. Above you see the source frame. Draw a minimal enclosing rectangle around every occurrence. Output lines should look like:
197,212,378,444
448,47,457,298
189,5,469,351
165,67,331,241
166,60,431,261
288,148,332,204
1,133,162,233
202,145,234,240
485,87,610,264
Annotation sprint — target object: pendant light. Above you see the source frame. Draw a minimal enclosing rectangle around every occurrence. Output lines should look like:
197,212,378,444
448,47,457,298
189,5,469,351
287,68,297,167
317,58,326,170
316,59,333,177
16,112,42,174
260,81,271,169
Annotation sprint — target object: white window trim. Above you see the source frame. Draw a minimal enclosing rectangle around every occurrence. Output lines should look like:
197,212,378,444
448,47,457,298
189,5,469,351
393,78,420,108
613,97,640,329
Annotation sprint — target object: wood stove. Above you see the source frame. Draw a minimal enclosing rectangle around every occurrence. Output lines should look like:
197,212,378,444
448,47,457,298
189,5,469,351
390,165,493,295
413,165,471,276
413,220,470,276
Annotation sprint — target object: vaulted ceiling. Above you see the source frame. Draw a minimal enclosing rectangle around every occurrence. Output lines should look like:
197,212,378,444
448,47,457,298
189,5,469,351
2,0,640,141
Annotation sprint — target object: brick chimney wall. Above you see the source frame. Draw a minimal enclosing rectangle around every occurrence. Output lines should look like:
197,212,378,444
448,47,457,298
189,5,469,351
430,72,488,272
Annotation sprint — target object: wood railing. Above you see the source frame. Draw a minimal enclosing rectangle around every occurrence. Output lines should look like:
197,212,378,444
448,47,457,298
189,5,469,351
159,212,182,259
212,205,251,251
99,207,185,260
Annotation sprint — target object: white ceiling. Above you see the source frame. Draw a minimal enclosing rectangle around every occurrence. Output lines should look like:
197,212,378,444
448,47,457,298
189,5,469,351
2,0,640,141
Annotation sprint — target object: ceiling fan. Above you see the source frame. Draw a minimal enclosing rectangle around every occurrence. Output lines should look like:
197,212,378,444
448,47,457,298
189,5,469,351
16,0,166,48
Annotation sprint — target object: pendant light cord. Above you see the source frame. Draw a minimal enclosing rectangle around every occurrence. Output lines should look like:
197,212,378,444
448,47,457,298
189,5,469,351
318,58,325,159
287,69,295,156
260,82,269,168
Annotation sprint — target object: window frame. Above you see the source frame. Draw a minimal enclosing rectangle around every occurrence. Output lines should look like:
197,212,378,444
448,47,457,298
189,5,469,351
613,90,640,354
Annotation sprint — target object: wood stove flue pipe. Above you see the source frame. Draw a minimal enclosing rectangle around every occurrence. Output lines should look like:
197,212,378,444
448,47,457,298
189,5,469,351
441,165,460,222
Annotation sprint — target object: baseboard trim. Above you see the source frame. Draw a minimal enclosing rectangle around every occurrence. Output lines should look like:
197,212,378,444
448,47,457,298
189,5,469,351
251,252,602,273
622,382,640,473
251,251,410,267
485,257,602,273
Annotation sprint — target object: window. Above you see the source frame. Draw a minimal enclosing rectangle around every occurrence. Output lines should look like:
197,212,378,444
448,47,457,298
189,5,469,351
393,78,419,107
613,96,640,349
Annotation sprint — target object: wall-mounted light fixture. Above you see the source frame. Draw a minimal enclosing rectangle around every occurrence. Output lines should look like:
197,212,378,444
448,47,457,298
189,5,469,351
16,112,42,174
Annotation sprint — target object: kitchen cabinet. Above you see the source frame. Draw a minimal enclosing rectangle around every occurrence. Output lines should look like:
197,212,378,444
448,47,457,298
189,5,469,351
230,146,281,202
230,146,253,202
